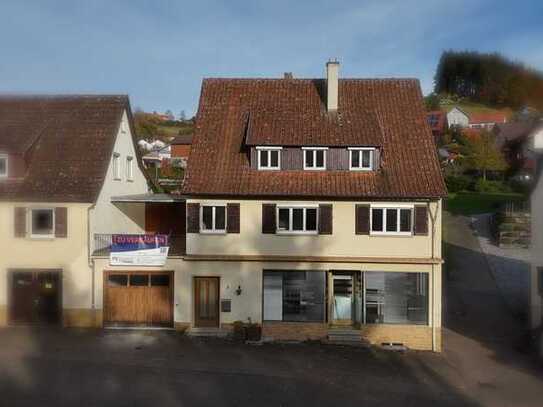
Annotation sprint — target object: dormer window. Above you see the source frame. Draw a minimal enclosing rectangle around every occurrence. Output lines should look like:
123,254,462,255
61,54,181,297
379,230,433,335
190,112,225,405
303,147,327,170
349,148,374,171
257,146,281,170
0,154,7,178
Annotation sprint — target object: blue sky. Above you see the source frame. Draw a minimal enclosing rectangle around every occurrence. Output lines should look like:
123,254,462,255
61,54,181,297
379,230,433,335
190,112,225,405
1,0,542,116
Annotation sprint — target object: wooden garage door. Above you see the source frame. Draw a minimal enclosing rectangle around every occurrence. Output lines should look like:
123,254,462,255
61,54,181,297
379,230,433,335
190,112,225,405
104,271,173,327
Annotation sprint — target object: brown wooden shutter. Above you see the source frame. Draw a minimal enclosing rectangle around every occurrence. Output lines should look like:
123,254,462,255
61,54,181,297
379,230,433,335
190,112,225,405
226,203,240,233
355,204,370,235
373,149,381,170
14,207,26,238
186,203,200,233
262,204,276,234
55,207,68,238
414,205,429,236
318,204,333,234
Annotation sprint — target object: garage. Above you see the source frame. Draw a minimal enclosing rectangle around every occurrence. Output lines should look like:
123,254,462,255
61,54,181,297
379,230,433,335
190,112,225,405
103,271,173,327
9,269,61,325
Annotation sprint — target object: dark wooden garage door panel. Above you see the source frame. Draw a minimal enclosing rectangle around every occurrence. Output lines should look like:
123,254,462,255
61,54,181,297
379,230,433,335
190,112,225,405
10,270,61,325
104,272,173,327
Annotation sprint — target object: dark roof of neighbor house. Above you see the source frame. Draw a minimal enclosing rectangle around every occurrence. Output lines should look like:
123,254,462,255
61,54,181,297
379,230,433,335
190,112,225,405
0,95,144,202
170,134,193,145
183,78,446,199
495,122,537,143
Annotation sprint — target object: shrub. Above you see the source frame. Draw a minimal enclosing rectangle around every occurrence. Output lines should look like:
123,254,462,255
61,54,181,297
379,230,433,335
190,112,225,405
473,179,512,193
445,175,471,193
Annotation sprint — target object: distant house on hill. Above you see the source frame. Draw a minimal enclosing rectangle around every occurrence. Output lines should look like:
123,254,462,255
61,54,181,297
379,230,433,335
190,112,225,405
446,106,508,130
468,112,507,130
447,107,469,128
426,111,447,143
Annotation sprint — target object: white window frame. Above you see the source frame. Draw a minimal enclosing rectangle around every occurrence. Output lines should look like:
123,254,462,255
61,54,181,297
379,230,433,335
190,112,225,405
0,154,7,178
302,147,327,170
200,204,227,234
370,204,413,236
29,208,55,239
276,204,319,235
112,153,121,180
256,146,282,170
126,156,134,181
348,147,374,171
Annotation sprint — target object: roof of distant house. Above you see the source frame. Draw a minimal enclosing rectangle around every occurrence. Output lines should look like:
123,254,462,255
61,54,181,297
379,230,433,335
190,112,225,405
0,95,143,202
469,112,508,125
170,134,193,145
183,78,446,199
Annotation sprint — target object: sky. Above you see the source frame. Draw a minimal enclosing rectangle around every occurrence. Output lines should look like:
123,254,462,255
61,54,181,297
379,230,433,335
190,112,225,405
1,0,542,117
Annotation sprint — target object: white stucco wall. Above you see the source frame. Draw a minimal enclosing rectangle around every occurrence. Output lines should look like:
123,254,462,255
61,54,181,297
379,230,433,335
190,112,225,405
90,110,149,237
186,199,442,259
447,108,469,128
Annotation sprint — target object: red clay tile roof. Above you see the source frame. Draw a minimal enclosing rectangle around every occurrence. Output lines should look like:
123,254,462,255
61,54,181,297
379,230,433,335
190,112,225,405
0,95,142,202
469,112,507,125
183,78,446,199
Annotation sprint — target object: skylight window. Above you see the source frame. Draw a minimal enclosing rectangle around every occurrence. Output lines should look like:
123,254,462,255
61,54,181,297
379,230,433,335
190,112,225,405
0,154,7,178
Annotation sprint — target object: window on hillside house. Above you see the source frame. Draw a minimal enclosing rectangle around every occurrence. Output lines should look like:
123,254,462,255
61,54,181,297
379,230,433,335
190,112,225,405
126,156,134,181
277,206,318,233
257,147,281,170
370,206,412,235
200,205,226,233
364,272,428,325
113,153,121,180
349,148,374,170
263,271,326,322
30,208,54,238
303,148,327,170
0,154,7,177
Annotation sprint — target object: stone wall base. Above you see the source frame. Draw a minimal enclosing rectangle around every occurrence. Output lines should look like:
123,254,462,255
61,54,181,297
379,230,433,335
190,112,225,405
360,324,438,351
262,322,328,341
174,322,190,332
63,309,103,328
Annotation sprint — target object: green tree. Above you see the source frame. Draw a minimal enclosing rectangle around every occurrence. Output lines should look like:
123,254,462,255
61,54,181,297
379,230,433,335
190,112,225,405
424,93,441,111
463,130,507,180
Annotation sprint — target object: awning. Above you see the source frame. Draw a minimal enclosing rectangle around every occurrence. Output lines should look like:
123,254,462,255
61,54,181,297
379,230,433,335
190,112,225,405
110,193,185,203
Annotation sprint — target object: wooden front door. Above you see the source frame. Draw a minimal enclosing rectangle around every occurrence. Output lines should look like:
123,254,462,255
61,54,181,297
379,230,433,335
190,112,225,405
194,277,219,328
104,271,173,327
10,270,61,325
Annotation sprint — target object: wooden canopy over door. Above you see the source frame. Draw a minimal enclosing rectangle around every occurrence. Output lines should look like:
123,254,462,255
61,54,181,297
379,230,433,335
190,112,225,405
9,270,61,325
104,271,173,327
194,277,220,328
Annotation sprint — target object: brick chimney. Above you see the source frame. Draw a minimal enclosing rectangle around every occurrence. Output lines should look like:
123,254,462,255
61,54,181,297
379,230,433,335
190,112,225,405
326,59,339,111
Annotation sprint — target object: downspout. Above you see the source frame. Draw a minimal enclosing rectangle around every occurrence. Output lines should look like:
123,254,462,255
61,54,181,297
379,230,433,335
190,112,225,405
87,203,96,318
428,199,440,351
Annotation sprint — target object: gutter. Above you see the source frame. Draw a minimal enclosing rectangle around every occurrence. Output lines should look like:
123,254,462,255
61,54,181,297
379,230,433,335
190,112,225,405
87,203,96,311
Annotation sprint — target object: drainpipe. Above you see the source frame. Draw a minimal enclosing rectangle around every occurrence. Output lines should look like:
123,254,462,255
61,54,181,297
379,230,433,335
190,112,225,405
87,204,96,314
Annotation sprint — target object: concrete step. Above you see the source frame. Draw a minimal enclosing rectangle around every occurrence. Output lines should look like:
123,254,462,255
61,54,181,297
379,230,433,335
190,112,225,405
327,329,362,344
186,328,229,338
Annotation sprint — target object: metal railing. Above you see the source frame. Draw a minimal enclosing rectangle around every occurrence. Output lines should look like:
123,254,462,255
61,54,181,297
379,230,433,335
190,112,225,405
93,234,186,257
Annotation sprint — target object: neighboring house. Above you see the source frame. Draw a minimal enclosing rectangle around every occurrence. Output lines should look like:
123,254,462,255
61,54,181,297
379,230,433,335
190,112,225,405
180,61,447,351
170,134,193,165
468,112,507,129
495,122,542,180
447,106,470,128
529,125,543,331
142,144,171,169
0,95,152,327
446,106,507,130
426,111,447,143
